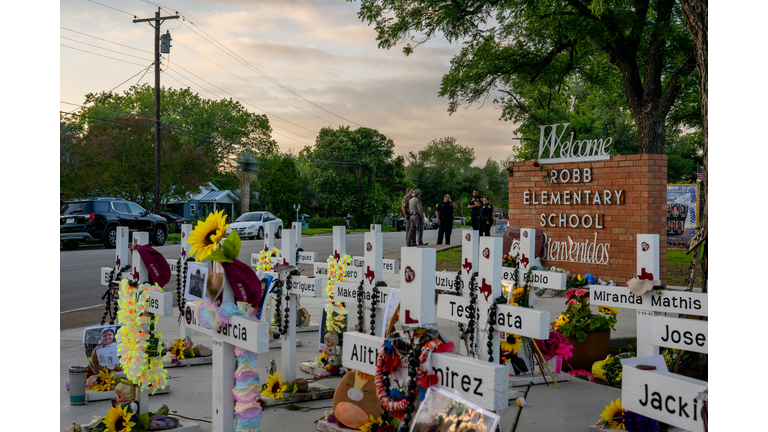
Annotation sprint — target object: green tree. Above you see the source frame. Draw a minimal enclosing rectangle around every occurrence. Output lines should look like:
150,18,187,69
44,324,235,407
354,0,696,155
61,116,215,208
77,84,278,168
256,154,307,222
300,126,407,225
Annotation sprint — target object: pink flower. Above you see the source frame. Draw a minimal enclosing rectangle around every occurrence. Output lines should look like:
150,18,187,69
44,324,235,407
566,299,577,306
575,288,588,298
184,339,194,348
565,289,576,299
85,375,99,390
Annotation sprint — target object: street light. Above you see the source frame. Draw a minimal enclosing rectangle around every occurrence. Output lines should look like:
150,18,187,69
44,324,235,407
293,203,301,223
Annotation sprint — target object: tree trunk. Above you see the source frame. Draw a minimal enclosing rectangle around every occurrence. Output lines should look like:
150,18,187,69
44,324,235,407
680,0,707,292
634,111,668,155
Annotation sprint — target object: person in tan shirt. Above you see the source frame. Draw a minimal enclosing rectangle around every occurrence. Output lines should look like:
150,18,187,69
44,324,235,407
408,189,428,246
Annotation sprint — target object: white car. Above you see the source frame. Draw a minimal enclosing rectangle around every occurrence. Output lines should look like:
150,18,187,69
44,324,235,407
226,211,283,240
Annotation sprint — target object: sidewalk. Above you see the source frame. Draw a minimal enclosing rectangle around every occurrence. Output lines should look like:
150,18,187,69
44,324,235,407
61,271,635,432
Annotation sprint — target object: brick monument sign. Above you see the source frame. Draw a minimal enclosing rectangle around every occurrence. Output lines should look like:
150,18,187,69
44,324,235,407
506,123,668,285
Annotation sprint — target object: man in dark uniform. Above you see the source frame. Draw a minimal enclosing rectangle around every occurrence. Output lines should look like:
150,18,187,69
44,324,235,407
468,190,482,231
435,194,458,245
401,188,413,246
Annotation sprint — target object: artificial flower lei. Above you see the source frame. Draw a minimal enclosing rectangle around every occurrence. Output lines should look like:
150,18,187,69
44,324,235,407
324,254,351,333
233,347,263,432
116,280,167,394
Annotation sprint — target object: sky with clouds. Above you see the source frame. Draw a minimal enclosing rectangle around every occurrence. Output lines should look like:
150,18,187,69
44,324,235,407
60,0,519,164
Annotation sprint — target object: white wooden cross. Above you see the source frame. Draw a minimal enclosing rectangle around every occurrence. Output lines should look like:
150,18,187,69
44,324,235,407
182,270,270,432
501,228,568,304
434,229,479,295
590,234,709,357
341,246,510,412
621,355,707,431
436,237,551,362
99,226,131,288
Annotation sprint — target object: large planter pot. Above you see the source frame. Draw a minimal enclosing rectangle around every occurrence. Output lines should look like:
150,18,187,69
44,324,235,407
564,330,610,372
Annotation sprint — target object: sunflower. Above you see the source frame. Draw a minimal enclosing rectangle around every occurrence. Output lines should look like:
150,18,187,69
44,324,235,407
103,404,136,432
170,339,187,360
187,210,229,261
93,369,115,392
261,371,288,399
599,398,626,430
360,414,384,432
500,334,522,354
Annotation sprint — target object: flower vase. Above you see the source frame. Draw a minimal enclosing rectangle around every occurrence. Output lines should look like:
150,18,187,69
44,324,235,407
564,330,610,372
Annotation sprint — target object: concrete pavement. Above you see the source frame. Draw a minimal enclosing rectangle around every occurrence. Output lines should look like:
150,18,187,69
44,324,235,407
61,262,642,432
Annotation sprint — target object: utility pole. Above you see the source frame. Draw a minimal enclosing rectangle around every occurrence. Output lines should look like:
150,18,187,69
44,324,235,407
134,8,179,215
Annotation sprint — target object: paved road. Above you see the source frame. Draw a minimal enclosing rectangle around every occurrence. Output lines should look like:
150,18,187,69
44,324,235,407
60,228,444,328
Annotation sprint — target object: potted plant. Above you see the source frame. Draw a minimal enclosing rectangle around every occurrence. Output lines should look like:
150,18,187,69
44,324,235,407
553,274,619,371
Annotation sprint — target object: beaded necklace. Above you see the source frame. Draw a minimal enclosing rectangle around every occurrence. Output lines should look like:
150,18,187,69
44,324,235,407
101,264,131,325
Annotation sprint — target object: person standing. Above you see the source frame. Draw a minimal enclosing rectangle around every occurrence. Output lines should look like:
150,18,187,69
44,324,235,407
408,189,428,246
401,188,413,246
468,190,482,231
435,194,458,245
401,188,413,243
479,197,494,236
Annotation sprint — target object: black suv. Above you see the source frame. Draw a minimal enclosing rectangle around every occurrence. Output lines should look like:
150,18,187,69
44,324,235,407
60,198,168,249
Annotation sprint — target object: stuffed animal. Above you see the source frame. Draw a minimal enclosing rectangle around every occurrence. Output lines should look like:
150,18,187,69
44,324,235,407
332,370,383,429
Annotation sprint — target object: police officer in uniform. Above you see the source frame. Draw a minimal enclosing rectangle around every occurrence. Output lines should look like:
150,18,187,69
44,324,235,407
408,189,428,246
435,194,458,245
479,197,494,236
468,190,482,231
401,188,413,246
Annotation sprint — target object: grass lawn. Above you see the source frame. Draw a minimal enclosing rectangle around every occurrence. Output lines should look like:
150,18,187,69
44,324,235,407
435,242,705,288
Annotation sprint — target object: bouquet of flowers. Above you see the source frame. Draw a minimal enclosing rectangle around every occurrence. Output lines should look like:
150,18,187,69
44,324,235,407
596,398,670,431
534,331,573,361
502,253,516,268
553,282,618,342
592,352,634,388
162,337,195,366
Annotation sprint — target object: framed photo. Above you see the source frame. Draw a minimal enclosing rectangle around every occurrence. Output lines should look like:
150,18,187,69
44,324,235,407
84,325,123,372
410,386,500,432
185,262,208,302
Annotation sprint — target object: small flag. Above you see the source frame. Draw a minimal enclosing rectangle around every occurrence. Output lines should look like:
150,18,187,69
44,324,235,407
697,166,704,180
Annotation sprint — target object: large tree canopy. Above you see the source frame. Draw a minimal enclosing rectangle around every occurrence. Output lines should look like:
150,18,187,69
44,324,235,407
76,84,278,168
300,126,407,225
354,0,697,155
60,116,215,208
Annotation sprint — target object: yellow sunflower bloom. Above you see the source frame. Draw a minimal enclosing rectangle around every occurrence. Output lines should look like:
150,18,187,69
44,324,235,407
104,404,136,432
187,210,229,261
500,334,522,354
359,414,383,432
598,306,619,316
261,371,288,399
171,339,187,360
599,398,626,429
93,369,114,392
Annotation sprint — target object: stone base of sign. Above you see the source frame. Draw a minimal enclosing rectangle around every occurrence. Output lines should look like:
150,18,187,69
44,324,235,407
296,324,320,333
163,356,213,367
262,384,335,406
509,371,571,387
269,339,303,349
86,385,171,401
82,419,200,431
299,362,334,377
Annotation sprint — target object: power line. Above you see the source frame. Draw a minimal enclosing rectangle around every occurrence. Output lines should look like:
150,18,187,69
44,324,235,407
86,0,137,17
61,44,150,67
60,27,153,54
61,36,154,61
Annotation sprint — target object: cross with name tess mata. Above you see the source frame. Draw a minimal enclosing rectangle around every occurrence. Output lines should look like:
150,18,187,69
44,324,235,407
436,232,552,363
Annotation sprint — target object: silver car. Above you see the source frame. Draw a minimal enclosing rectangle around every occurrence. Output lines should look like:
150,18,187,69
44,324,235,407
225,211,283,240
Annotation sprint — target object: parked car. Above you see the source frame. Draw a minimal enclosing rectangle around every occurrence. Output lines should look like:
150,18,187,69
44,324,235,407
60,198,168,249
159,211,190,233
226,211,283,240
396,217,405,231
396,216,435,231
454,216,465,225
423,215,434,230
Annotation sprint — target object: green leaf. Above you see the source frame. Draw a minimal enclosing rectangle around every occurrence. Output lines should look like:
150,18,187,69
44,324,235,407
576,330,587,342
139,413,150,431
207,249,233,263
300,407,310,412
227,231,242,259
156,404,170,416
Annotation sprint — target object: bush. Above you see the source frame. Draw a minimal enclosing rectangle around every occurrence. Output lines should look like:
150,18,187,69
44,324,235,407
307,217,347,229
